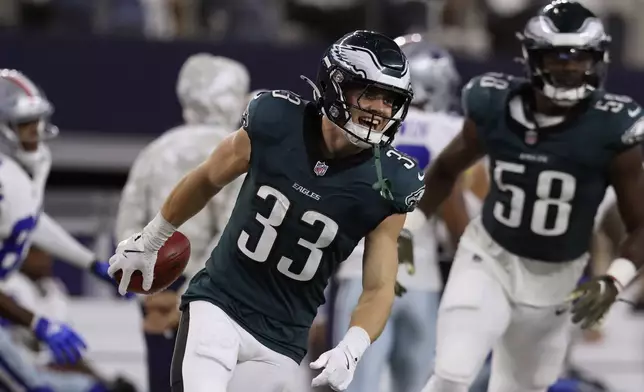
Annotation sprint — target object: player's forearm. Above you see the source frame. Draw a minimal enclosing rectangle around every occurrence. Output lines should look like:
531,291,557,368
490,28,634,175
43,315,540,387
160,168,221,229
439,176,470,246
418,160,459,218
349,285,395,342
617,226,644,269
333,285,392,365
0,291,34,328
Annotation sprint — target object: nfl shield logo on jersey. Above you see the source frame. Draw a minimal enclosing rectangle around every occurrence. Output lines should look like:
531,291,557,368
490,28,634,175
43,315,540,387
313,161,329,176
525,130,538,145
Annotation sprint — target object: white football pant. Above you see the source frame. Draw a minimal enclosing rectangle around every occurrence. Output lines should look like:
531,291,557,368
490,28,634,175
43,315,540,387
170,301,300,392
422,218,587,392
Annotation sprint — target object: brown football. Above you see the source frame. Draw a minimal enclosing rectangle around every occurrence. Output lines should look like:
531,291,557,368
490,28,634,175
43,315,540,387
114,231,190,294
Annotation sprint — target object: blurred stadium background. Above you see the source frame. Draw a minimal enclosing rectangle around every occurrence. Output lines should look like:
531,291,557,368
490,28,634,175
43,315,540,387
1,0,643,391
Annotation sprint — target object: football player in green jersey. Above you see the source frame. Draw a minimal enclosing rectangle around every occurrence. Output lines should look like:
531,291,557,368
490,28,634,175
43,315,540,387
418,1,644,392
108,30,425,392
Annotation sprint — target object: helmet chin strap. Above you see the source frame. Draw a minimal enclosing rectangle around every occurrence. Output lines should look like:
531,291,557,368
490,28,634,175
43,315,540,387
372,145,393,200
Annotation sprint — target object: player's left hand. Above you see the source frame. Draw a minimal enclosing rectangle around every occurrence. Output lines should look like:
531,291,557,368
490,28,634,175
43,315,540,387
397,228,415,275
394,280,407,297
310,344,357,391
108,232,159,295
90,261,135,299
569,276,619,329
394,228,414,298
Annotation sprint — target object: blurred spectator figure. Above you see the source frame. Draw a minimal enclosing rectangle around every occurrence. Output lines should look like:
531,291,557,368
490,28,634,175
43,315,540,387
379,0,429,38
17,0,56,31
481,0,546,56
285,0,365,42
0,0,18,28
139,0,177,39
285,0,366,43
197,0,283,41
285,0,428,43
98,0,145,36
50,0,94,34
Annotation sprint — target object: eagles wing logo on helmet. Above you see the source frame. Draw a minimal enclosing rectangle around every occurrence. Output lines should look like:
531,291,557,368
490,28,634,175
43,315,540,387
330,45,371,78
330,44,409,81
405,185,426,208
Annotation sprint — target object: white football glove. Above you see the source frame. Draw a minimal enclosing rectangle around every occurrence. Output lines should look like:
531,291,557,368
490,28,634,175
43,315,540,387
108,213,176,295
108,232,158,295
310,327,371,391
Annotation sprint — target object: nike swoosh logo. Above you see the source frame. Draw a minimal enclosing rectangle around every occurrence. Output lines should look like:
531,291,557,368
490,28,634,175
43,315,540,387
123,250,144,254
628,107,642,118
555,307,567,316
344,352,351,370
418,172,425,181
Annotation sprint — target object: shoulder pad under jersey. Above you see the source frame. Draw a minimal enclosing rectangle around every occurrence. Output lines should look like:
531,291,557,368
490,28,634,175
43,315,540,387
590,91,644,153
241,90,305,142
462,73,523,126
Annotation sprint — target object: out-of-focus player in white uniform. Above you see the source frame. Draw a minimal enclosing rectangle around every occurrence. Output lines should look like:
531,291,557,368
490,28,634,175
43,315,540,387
331,35,471,392
1,247,137,392
0,69,123,392
114,54,249,392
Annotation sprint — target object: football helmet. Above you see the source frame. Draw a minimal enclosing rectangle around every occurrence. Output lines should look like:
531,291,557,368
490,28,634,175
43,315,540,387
0,69,58,145
517,0,610,106
303,30,414,148
395,34,460,113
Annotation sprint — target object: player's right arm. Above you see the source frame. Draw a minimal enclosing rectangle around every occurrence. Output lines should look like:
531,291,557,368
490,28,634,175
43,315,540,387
107,127,250,293
159,128,250,229
437,176,471,246
417,78,488,219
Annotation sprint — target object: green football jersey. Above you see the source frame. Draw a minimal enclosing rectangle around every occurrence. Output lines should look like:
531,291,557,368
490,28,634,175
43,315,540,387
464,72,644,262
182,90,425,363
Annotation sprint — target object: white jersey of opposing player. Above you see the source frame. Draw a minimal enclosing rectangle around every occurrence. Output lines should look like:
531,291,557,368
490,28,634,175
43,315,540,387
0,154,42,281
116,124,244,282
335,108,463,291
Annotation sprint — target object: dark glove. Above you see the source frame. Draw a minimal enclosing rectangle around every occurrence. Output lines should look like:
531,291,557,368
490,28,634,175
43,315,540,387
394,228,415,297
569,276,619,329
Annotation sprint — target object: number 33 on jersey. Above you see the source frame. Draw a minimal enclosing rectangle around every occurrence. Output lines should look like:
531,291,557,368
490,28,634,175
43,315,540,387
465,73,644,262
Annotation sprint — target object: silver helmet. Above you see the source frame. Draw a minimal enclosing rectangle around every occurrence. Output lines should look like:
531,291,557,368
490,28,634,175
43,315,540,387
395,34,460,113
0,69,58,146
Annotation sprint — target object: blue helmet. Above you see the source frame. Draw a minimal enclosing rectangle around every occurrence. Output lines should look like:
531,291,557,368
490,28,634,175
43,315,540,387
395,34,460,113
